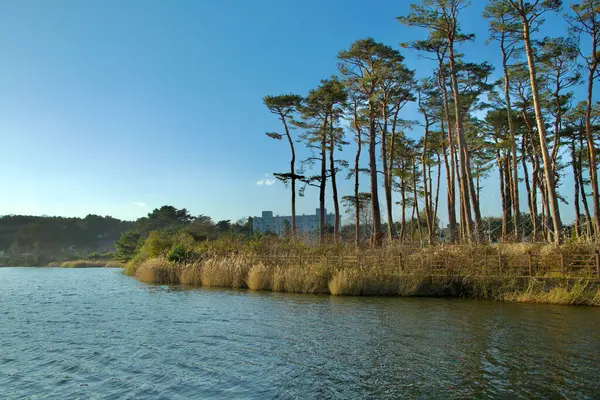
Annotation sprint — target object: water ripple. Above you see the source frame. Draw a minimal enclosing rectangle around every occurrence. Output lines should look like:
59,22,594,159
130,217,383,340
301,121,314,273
0,268,599,399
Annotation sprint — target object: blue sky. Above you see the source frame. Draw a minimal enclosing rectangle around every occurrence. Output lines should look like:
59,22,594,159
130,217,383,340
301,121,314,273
0,0,595,224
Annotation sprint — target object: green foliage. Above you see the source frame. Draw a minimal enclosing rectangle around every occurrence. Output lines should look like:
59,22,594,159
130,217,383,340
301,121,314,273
167,243,194,263
115,231,142,262
136,206,193,235
0,214,134,261
263,94,303,117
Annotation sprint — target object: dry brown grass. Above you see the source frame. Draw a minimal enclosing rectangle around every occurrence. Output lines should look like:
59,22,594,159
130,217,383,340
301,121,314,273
329,268,396,296
61,260,108,268
127,243,600,306
503,279,600,306
179,261,203,286
135,257,179,284
201,256,252,288
46,261,61,268
105,261,124,268
246,262,274,291
272,264,330,294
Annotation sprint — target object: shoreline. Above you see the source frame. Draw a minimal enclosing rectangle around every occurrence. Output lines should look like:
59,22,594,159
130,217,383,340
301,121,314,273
126,253,600,307
49,260,124,268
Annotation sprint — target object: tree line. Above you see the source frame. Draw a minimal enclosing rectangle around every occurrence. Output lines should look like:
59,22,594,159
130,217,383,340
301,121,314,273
0,206,253,265
0,214,134,264
263,0,600,246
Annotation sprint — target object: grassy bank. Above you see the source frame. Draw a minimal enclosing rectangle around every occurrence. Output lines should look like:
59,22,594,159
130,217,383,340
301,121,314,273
47,260,123,268
124,242,600,306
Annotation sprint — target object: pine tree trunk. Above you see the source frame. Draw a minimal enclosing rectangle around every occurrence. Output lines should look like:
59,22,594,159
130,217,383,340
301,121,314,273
521,110,538,241
421,115,434,244
401,171,407,243
368,102,383,246
434,152,441,235
521,17,562,245
577,142,593,238
329,120,340,242
448,44,476,240
319,117,328,243
522,142,535,241
438,71,458,242
501,39,521,240
584,67,600,239
353,103,362,248
381,105,394,240
572,139,581,239
412,156,423,246
454,145,466,241
497,149,508,242
388,107,401,240
281,114,297,238
504,154,513,235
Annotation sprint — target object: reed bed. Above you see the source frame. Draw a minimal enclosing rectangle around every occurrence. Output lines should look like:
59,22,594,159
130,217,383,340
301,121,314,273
135,257,180,284
60,260,110,268
201,256,252,288
503,279,600,306
180,261,203,286
104,261,124,268
124,243,600,306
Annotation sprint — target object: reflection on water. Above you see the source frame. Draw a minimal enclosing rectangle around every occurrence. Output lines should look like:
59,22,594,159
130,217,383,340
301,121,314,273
1,267,599,399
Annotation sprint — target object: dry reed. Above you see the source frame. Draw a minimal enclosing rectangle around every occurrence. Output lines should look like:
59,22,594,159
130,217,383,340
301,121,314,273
201,255,252,288
135,257,179,284
246,262,274,291
60,260,108,268
105,261,124,268
126,243,600,306
179,261,203,286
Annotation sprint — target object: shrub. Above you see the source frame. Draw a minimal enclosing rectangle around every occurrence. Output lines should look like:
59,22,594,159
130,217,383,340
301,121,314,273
167,243,194,263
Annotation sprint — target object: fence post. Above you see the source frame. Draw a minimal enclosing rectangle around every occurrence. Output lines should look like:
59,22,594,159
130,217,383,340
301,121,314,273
595,250,600,279
528,252,533,277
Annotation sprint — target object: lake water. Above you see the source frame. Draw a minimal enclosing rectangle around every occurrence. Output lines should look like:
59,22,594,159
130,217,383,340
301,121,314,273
1,268,599,399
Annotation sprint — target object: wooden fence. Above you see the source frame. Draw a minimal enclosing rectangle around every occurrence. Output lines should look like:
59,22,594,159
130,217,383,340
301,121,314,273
252,250,600,280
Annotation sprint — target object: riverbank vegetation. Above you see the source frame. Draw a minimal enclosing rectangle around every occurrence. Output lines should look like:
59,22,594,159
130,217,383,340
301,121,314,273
50,260,123,268
0,214,133,266
122,232,600,306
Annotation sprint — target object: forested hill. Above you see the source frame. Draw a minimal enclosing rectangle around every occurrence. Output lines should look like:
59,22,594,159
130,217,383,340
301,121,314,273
0,206,252,266
0,214,135,259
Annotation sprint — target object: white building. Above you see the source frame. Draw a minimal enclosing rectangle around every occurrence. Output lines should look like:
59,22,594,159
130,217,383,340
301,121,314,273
252,209,335,236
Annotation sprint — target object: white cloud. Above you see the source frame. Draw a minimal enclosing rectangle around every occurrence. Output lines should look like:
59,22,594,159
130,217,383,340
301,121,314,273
256,174,276,186
132,201,147,208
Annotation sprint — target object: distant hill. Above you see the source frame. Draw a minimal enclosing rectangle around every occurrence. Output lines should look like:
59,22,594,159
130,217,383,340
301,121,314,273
0,214,135,258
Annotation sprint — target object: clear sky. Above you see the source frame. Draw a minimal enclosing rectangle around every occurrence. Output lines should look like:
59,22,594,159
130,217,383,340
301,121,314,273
0,0,595,224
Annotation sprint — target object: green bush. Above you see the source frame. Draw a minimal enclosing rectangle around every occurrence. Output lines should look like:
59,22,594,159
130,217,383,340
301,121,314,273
167,243,194,263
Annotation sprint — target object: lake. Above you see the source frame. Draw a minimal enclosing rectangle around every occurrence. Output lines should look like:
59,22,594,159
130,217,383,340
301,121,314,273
1,267,599,399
